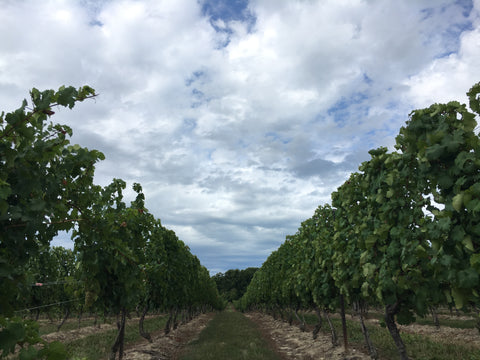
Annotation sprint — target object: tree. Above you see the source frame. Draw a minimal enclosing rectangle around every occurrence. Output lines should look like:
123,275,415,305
395,82,480,325
240,82,480,360
74,179,150,360
332,171,379,357
213,267,258,302
307,205,340,345
353,148,436,360
0,86,101,359
24,246,79,328
1,85,222,360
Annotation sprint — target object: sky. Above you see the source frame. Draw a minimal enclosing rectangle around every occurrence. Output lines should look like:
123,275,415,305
1,0,479,274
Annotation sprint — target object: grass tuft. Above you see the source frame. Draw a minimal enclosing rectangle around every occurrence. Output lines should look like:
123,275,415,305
64,315,167,360
180,311,280,360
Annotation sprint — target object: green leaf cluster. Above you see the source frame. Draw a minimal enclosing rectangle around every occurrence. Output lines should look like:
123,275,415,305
239,82,480,359
1,86,222,359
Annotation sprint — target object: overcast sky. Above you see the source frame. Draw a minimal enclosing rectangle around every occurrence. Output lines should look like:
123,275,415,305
1,0,479,274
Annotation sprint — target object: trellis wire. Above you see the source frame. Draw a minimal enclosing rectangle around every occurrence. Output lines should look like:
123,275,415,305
14,298,82,313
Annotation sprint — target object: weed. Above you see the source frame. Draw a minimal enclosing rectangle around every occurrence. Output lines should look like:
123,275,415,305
180,311,280,360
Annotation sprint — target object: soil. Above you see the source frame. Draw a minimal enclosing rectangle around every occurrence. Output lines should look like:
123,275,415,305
245,312,370,360
41,315,158,344
41,311,480,359
359,316,480,349
123,311,372,360
122,313,214,360
42,322,118,343
398,322,480,348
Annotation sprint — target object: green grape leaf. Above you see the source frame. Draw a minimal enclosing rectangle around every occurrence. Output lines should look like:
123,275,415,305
457,269,479,289
43,341,67,360
452,193,464,212
19,346,38,360
470,253,480,268
55,86,78,109
451,288,466,309
425,144,445,161
0,321,25,354
362,263,376,277
467,81,480,114
462,235,474,252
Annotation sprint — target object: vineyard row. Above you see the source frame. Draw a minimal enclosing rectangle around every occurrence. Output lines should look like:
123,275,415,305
237,82,480,360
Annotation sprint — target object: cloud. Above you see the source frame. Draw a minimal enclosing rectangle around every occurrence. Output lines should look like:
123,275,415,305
404,21,480,107
1,0,479,273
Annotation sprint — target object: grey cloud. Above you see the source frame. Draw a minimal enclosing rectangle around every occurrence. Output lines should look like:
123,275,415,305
1,0,478,274
291,150,371,181
292,158,338,179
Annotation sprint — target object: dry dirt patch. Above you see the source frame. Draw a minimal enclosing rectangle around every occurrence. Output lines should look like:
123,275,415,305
360,315,480,349
41,315,159,344
122,313,215,360
42,322,118,343
245,312,370,360
398,323,480,348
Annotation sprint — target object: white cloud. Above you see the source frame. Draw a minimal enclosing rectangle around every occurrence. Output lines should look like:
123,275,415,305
1,0,479,273
405,27,480,108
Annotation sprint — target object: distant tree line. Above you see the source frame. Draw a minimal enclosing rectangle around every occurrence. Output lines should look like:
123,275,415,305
213,268,258,302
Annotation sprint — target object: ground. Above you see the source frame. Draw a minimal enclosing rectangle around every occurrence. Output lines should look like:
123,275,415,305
245,312,370,360
123,312,371,360
122,313,214,360
41,311,480,359
42,322,118,343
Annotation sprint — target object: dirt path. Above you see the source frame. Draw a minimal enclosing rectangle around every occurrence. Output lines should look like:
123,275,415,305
245,312,370,360
122,313,215,360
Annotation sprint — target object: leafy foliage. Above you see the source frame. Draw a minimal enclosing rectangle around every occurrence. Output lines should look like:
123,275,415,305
239,82,480,360
0,86,222,359
213,267,258,302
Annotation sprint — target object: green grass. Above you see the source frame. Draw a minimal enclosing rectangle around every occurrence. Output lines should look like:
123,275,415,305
179,310,281,360
414,317,477,329
41,309,479,360
64,315,167,360
352,311,478,330
302,313,480,360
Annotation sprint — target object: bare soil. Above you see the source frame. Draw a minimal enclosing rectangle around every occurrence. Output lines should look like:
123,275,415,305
41,315,158,344
245,312,370,360
123,311,372,360
398,322,480,348
359,316,480,349
42,322,118,343
41,311,479,359
122,313,215,360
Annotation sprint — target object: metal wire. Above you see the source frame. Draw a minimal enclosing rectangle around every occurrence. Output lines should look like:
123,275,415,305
14,298,82,313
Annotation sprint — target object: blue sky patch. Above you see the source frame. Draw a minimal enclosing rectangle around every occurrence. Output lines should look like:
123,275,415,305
200,0,256,35
455,0,474,17
363,73,373,85
328,92,370,128
201,0,252,22
185,70,206,86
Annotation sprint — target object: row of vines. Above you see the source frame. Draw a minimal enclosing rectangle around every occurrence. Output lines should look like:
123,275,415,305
238,82,480,360
0,86,224,360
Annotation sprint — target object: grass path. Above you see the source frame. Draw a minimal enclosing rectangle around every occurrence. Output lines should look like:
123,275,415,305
179,308,283,360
